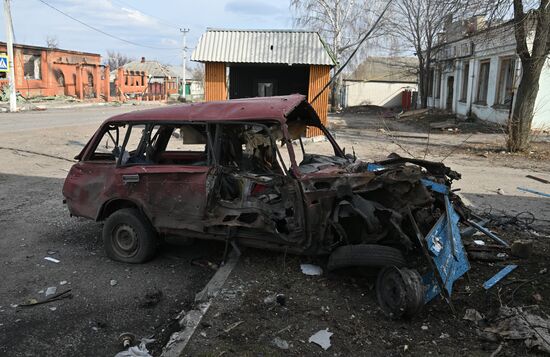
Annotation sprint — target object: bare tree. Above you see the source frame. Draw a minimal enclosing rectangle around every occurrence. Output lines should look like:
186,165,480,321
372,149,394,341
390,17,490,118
45,35,59,49
105,50,133,69
386,0,471,108
506,0,550,151
291,0,383,109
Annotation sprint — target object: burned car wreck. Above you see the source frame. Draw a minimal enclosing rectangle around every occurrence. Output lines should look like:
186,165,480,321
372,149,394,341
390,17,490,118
63,94,480,317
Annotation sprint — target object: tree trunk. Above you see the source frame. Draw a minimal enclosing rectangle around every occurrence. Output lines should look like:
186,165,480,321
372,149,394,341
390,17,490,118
507,57,545,151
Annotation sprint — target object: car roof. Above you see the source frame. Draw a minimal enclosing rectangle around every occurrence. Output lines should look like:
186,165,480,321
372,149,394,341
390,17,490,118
105,94,317,124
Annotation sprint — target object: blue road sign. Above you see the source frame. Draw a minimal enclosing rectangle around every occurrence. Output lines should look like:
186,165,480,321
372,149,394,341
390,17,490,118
0,55,9,72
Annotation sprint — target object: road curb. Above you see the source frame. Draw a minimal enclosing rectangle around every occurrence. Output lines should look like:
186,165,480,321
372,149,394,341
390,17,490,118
161,250,240,357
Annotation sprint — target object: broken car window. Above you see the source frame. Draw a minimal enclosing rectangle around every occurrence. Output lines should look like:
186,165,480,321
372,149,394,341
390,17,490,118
89,124,128,162
149,124,209,166
216,123,283,175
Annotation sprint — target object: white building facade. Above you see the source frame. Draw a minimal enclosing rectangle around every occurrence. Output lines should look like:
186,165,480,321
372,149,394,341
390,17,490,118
426,20,550,129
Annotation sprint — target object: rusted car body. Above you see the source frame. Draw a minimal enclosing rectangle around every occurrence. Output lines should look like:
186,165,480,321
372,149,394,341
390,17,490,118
63,95,470,316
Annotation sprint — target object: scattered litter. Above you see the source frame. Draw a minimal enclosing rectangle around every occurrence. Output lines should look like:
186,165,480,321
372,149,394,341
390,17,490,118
138,289,163,308
540,268,548,275
517,186,550,198
118,332,137,349
463,309,483,323
483,265,518,290
45,286,57,297
276,294,286,306
110,279,118,287
439,333,450,339
496,252,508,259
308,329,333,350
114,338,155,357
533,293,543,302
482,306,550,353
49,307,57,311
191,258,219,271
223,321,243,333
44,257,60,263
10,304,18,308
473,240,486,246
526,175,550,184
496,188,505,195
60,281,68,286
271,336,289,350
20,289,72,307
511,240,534,258
421,325,429,331
300,264,323,276
264,293,276,304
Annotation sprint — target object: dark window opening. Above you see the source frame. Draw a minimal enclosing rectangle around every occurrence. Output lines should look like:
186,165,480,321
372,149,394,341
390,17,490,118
23,54,41,80
476,60,490,104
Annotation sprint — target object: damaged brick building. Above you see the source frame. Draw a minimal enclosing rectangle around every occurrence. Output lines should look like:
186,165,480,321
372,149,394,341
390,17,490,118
0,42,110,101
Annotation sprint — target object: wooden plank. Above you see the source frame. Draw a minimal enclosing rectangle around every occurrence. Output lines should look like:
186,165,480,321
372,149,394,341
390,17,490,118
307,65,330,137
204,62,227,101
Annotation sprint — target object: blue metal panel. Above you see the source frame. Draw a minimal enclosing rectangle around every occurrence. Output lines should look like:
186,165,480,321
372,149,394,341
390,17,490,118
423,199,470,303
366,163,385,172
483,265,518,289
420,179,449,194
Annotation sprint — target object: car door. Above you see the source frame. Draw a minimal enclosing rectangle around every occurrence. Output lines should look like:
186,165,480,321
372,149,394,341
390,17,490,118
122,123,212,233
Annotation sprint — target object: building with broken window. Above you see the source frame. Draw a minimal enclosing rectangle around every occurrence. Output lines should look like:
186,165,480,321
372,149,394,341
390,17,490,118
0,42,110,101
425,16,550,129
191,29,336,136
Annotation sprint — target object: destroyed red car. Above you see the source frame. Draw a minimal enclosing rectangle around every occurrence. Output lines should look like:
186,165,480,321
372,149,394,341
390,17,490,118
63,95,469,316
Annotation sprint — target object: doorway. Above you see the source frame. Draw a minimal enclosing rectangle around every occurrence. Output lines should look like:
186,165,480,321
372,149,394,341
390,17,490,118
446,77,454,110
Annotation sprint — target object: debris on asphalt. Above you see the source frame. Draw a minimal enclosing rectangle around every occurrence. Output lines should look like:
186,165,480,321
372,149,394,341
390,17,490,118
223,320,243,333
118,332,137,349
44,256,60,263
421,325,429,331
517,186,550,198
473,240,486,246
483,265,518,290
45,286,57,297
511,239,534,258
191,258,219,271
276,293,286,306
138,289,163,308
110,279,118,287
49,306,57,311
20,289,72,307
482,306,550,353
463,309,483,324
114,338,155,357
308,328,333,350
497,188,505,195
300,264,323,276
526,175,550,184
271,336,290,350
59,280,68,285
263,293,277,304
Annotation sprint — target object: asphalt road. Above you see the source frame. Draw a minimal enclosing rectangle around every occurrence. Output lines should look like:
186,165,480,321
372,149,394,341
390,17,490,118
0,104,161,133
0,103,222,356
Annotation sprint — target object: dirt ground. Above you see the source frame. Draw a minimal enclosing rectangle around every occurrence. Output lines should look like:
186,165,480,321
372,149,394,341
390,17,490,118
1,105,549,356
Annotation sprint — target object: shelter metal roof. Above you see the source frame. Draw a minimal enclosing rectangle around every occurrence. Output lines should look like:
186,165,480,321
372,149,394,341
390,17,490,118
191,29,336,66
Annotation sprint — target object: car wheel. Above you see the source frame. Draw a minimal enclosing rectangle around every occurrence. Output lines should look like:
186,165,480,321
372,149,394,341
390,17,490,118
376,266,424,318
327,244,406,271
103,208,157,263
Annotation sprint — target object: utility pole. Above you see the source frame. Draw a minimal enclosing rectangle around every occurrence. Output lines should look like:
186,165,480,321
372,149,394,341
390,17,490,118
3,0,17,112
180,28,189,100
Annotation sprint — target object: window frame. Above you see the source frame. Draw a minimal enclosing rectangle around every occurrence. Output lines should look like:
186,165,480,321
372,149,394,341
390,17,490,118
476,59,491,105
460,61,470,102
496,57,515,107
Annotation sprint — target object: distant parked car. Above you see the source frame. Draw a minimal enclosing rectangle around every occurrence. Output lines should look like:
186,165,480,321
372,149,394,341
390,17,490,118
63,94,467,317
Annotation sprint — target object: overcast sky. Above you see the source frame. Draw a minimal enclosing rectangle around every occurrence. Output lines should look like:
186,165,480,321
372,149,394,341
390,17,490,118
1,0,293,66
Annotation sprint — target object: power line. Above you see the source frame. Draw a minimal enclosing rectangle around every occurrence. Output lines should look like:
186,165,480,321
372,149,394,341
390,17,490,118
36,0,177,50
111,0,181,30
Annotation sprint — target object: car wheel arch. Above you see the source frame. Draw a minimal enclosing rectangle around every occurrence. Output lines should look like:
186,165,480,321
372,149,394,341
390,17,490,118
97,198,150,222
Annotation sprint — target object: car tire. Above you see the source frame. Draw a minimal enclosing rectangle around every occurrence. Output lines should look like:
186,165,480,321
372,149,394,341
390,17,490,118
327,244,406,271
376,266,424,318
103,208,157,263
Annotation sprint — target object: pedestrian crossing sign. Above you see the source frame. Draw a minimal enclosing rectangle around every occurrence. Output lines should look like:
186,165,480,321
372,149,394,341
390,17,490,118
0,55,9,72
